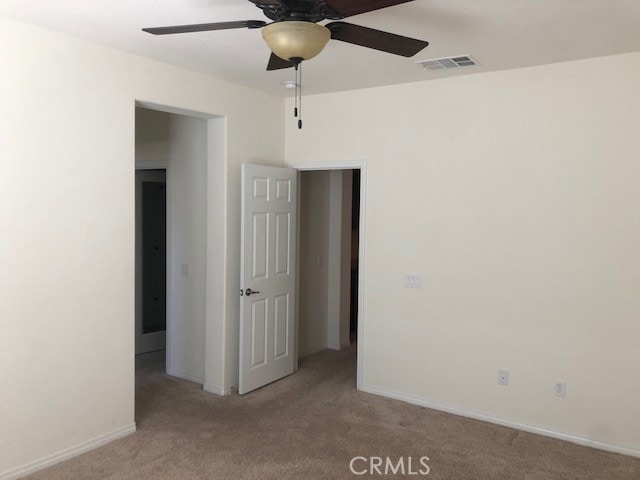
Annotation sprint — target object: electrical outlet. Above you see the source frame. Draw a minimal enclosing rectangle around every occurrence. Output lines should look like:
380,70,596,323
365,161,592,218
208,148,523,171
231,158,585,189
554,381,567,398
498,370,509,386
404,273,423,288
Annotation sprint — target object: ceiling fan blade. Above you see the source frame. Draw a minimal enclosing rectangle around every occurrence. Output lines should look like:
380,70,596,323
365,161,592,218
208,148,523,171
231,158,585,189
325,0,414,18
142,20,266,35
247,0,284,6
327,22,428,57
267,53,295,71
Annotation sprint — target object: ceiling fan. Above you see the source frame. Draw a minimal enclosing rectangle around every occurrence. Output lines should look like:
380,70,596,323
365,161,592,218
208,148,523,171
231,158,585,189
142,0,429,70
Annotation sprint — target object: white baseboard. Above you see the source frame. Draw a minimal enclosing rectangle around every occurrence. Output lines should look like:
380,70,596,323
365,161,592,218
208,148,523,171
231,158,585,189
360,384,640,459
0,423,136,480
203,384,237,396
167,369,204,385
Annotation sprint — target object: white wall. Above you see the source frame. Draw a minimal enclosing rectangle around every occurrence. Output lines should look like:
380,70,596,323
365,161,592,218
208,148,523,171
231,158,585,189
298,171,330,357
0,16,284,478
285,53,640,454
167,113,208,382
327,170,352,350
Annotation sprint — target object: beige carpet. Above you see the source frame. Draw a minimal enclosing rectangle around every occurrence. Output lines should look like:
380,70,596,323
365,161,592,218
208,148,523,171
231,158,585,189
26,347,640,479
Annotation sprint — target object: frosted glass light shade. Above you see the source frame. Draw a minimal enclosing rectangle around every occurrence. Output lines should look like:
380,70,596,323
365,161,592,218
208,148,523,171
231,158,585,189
262,21,330,62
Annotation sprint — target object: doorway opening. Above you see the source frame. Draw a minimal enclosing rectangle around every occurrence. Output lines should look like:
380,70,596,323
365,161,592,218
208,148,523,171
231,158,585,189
134,105,216,390
134,101,227,399
296,164,364,387
135,168,167,356
350,169,361,344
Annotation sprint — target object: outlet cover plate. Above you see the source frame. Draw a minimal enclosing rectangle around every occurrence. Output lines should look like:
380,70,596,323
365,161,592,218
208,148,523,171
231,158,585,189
554,381,567,398
404,273,423,288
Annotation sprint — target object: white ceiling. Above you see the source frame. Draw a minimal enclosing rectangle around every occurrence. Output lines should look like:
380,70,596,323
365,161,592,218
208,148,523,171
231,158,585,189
1,0,639,96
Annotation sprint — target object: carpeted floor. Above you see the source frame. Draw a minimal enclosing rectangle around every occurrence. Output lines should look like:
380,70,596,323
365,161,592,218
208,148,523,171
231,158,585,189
25,347,640,479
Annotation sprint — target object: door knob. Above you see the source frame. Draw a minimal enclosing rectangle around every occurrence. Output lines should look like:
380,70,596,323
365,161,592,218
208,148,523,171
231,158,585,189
245,288,260,296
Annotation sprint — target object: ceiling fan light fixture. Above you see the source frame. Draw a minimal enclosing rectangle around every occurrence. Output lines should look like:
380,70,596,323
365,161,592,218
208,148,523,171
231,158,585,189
262,21,330,62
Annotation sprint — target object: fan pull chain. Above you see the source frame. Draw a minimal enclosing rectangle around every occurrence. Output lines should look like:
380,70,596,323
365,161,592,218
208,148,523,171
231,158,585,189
298,62,302,130
292,63,303,129
294,64,299,119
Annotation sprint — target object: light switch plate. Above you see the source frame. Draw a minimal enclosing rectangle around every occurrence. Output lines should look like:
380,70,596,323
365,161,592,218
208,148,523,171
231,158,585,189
181,264,191,277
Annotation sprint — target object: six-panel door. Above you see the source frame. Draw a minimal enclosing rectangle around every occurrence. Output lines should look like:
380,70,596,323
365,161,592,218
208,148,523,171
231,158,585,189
239,164,297,394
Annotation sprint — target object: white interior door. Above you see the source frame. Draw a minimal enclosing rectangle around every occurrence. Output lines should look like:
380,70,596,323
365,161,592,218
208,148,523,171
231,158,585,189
239,164,297,394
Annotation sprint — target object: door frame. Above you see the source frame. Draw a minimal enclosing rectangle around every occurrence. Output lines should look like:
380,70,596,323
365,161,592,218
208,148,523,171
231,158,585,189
289,160,367,390
135,162,171,371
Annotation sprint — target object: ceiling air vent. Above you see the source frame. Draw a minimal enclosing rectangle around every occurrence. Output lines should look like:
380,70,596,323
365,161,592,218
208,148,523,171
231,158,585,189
416,55,478,71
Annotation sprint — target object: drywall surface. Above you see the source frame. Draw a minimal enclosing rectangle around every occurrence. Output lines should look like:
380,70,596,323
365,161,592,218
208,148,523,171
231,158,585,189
285,53,640,454
298,171,331,357
167,113,208,382
0,16,284,477
327,170,352,350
